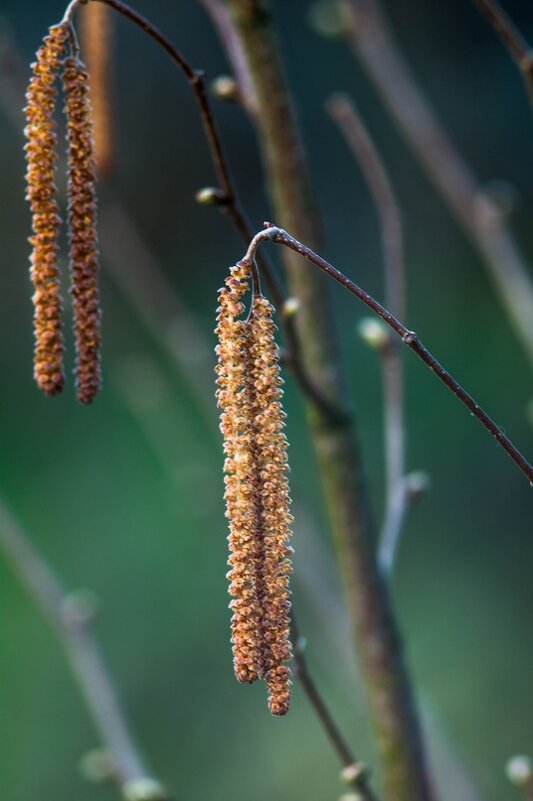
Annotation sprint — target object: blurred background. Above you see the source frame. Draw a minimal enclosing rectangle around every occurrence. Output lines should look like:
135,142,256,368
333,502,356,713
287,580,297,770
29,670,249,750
0,1,532,799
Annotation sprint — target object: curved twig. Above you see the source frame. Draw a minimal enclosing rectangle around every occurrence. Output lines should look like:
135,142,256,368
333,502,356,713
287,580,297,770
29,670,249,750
242,225,533,484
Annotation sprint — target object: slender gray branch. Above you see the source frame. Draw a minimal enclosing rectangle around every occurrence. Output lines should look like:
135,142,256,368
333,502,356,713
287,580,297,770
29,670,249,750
340,0,533,370
327,93,407,552
0,494,168,801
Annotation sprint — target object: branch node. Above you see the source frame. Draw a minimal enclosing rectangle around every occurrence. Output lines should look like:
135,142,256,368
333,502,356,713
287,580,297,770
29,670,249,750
401,330,417,346
341,761,368,784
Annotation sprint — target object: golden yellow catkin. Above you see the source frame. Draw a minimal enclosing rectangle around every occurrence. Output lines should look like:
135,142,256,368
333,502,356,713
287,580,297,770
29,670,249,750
215,268,293,715
248,296,293,716
79,2,114,179
215,262,264,684
24,24,69,396
62,56,101,404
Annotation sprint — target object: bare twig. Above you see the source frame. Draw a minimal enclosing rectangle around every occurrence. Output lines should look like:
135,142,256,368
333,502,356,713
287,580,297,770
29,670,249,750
292,617,379,801
242,225,533,483
378,471,429,575
471,0,533,107
0,494,168,801
327,94,408,556
340,0,533,369
83,0,336,418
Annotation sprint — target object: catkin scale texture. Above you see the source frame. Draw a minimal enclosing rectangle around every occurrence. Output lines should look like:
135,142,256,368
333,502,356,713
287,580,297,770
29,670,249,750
63,56,101,404
216,265,293,715
24,24,69,396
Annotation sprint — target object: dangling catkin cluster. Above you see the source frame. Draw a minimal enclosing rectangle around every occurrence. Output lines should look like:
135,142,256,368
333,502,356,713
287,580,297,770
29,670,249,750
24,25,101,402
24,24,69,396
63,56,101,404
215,263,293,716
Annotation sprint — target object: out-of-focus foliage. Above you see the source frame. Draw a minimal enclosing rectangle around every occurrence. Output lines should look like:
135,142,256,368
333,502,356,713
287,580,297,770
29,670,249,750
0,2,531,800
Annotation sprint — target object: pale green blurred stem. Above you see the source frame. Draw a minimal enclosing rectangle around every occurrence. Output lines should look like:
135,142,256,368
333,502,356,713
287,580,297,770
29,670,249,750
226,3,433,800
0,495,167,801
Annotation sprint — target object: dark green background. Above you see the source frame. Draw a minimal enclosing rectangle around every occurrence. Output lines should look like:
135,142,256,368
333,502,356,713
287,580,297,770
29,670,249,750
0,1,532,800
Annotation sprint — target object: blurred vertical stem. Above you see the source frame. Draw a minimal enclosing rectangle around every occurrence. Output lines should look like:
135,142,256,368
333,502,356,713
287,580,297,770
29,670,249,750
226,2,432,800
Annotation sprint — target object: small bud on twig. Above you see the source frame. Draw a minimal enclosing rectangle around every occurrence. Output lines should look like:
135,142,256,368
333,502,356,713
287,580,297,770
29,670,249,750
506,755,533,787
358,317,390,351
122,777,168,801
195,186,229,206
211,74,239,103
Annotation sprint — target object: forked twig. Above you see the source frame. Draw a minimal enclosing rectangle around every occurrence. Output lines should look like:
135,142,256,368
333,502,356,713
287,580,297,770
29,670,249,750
0,494,168,801
242,225,533,484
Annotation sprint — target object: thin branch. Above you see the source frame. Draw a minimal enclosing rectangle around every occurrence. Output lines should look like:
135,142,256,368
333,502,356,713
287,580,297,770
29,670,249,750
0,494,168,801
225,5,433,800
471,0,533,106
292,617,379,801
340,0,533,370
378,472,429,575
81,0,336,419
242,225,533,484
326,93,407,551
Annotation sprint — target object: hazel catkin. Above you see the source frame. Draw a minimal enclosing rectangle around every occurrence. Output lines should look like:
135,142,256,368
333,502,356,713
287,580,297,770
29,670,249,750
63,55,101,404
215,265,293,715
24,24,69,396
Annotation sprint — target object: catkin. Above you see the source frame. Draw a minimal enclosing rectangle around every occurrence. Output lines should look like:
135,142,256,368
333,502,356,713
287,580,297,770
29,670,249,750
248,296,293,716
24,24,69,396
63,56,101,404
215,267,293,714
215,262,264,684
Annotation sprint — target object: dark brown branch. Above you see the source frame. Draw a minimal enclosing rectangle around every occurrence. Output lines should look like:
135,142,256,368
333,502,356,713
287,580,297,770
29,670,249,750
471,0,533,106
243,225,533,484
79,0,336,419
292,618,379,801
340,0,533,369
0,494,169,801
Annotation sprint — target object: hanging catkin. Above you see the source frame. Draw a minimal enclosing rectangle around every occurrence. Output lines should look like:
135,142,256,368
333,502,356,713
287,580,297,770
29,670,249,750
24,24,69,396
215,265,293,715
63,56,101,404
216,262,264,684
